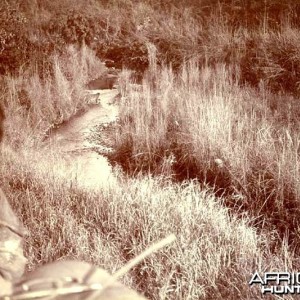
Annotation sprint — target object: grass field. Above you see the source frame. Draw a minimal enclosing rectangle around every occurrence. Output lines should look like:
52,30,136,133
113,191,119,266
1,1,300,299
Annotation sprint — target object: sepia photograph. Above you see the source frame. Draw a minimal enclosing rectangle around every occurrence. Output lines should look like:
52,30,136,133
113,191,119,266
0,0,300,299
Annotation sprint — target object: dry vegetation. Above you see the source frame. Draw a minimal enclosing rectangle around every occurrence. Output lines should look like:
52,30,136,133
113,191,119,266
114,61,300,248
1,0,300,299
2,44,106,148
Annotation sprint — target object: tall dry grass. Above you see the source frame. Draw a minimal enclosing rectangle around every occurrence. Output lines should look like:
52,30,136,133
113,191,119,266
1,142,295,299
1,44,105,147
114,57,300,249
0,44,298,299
0,1,299,298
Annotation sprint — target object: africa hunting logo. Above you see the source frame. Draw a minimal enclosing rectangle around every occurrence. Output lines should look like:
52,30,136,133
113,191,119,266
249,272,300,295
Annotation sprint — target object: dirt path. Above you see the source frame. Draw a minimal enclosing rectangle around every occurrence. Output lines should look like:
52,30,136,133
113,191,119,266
44,89,119,189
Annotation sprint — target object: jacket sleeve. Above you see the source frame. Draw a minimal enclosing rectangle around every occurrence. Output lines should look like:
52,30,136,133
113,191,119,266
0,188,28,282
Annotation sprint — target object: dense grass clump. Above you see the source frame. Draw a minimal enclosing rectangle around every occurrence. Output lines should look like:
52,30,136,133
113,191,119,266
0,144,296,299
113,61,300,250
0,44,105,147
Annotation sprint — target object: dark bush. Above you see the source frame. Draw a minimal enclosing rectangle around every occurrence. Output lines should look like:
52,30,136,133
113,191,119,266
44,10,102,49
96,39,149,72
0,3,30,74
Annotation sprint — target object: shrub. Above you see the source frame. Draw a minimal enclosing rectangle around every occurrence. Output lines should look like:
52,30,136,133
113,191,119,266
0,2,30,74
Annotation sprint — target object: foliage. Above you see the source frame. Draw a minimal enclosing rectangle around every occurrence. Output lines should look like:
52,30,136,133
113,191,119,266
1,2,300,298
46,10,100,48
0,2,30,74
1,0,300,95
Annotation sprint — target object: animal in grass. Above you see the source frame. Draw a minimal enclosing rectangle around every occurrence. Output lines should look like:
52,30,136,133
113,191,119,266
0,103,147,300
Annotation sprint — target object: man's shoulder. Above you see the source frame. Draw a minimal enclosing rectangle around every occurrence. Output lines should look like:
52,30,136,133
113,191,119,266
0,187,28,237
0,187,28,282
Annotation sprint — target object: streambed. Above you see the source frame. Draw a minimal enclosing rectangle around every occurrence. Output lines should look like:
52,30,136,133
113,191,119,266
44,89,119,189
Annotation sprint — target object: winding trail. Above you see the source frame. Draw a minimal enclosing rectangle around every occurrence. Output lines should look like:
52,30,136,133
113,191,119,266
44,89,120,190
